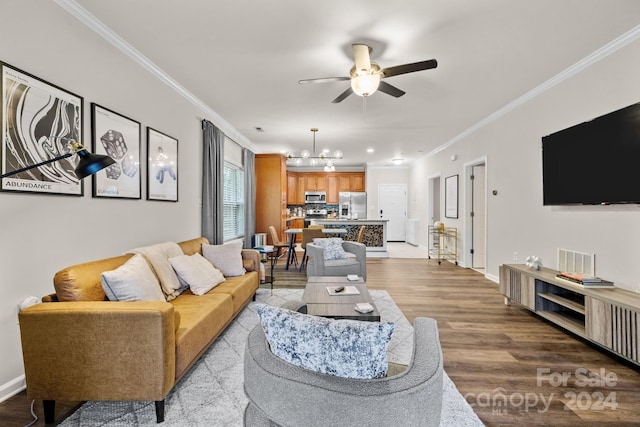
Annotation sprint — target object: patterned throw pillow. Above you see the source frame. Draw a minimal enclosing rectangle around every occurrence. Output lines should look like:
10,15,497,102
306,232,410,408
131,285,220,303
312,237,348,260
255,303,394,379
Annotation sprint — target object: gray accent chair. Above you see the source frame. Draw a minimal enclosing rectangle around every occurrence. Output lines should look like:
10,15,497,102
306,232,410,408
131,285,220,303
243,317,443,427
305,240,367,280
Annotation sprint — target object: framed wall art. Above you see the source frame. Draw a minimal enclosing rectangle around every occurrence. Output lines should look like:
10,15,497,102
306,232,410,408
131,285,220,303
146,127,178,202
91,103,141,199
1,61,84,195
445,174,458,219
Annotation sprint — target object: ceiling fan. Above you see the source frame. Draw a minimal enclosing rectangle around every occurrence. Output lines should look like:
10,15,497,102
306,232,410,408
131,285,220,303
299,43,437,103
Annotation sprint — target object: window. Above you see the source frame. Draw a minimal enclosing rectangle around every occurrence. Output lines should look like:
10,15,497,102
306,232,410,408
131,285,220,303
223,162,244,241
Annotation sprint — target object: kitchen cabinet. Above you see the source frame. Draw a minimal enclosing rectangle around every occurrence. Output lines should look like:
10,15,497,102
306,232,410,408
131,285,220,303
256,154,287,243
287,172,302,204
286,171,365,203
304,174,327,191
338,173,365,192
327,175,338,203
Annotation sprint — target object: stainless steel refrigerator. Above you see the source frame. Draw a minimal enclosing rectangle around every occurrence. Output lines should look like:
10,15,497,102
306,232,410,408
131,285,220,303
339,192,367,219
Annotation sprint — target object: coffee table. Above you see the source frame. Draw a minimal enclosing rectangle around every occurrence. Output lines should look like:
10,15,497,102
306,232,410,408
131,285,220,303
302,276,380,322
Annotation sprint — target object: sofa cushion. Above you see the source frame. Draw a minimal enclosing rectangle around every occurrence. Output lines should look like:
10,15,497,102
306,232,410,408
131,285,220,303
207,272,259,314
255,303,394,379
170,293,234,379
202,241,246,277
312,237,348,260
101,254,166,302
169,253,226,295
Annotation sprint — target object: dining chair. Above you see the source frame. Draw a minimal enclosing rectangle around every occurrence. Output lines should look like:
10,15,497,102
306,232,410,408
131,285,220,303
299,228,325,272
356,225,366,243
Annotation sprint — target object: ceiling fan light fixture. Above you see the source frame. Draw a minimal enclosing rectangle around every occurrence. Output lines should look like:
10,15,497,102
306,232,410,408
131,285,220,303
351,73,380,97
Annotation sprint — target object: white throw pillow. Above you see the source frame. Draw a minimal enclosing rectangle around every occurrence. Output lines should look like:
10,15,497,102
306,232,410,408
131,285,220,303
255,303,394,379
202,241,246,277
101,254,166,302
169,253,226,295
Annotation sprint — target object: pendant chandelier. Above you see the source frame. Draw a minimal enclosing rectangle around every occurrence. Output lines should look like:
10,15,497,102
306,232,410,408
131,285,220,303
286,128,342,171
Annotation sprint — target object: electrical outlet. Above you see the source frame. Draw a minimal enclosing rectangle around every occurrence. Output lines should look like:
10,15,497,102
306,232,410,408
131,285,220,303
513,251,518,261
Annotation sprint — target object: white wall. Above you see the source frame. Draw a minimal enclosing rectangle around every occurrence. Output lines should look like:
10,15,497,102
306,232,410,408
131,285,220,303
409,38,640,291
0,1,234,399
365,166,409,219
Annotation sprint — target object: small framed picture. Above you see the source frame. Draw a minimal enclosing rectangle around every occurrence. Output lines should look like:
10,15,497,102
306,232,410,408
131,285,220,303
1,62,84,195
91,103,141,199
445,174,458,219
146,127,178,202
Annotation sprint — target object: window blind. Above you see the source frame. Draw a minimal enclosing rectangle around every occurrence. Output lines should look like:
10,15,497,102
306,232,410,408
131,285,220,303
223,162,245,241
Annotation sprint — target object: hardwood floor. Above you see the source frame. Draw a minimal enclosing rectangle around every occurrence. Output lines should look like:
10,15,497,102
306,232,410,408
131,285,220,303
2,256,639,426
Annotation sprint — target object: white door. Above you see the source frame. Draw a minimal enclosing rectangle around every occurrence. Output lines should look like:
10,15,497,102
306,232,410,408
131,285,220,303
378,184,407,241
429,175,441,225
471,164,486,269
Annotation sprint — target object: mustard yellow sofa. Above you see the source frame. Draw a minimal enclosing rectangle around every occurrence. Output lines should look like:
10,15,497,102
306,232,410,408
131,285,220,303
18,237,260,423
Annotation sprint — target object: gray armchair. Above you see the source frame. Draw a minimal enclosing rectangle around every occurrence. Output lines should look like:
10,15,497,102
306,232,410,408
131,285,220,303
305,240,367,280
243,317,444,427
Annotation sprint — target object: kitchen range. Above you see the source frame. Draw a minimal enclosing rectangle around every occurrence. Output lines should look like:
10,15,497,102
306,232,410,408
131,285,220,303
304,208,327,228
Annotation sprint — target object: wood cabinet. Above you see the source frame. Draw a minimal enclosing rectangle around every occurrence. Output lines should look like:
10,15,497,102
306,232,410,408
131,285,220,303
286,171,365,204
256,154,287,243
302,173,327,191
500,264,640,366
286,173,301,205
326,175,338,203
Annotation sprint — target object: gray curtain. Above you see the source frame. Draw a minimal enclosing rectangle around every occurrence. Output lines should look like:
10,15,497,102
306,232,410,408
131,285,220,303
243,148,256,249
202,120,224,245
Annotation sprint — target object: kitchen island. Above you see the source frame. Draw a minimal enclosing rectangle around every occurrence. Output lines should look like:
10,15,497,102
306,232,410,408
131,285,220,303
312,219,388,252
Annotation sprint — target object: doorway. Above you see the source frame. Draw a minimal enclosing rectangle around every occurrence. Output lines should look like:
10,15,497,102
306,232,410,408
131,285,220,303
428,174,441,227
378,184,407,241
464,159,487,271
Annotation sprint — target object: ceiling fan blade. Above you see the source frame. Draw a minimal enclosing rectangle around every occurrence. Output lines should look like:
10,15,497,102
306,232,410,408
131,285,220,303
299,77,350,84
352,43,372,71
377,81,405,98
381,59,438,78
331,87,353,103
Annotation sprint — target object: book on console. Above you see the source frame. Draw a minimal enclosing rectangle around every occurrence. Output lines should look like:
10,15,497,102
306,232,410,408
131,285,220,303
556,272,614,287
326,285,360,296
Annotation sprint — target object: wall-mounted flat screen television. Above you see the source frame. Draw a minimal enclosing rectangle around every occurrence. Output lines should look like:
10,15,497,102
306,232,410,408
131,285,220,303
542,101,640,205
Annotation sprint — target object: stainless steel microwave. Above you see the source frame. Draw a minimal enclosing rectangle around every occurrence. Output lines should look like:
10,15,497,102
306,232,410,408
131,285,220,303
304,191,326,203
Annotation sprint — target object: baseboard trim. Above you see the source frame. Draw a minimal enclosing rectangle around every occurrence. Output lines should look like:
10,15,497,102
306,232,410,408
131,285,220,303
485,272,499,283
0,375,26,403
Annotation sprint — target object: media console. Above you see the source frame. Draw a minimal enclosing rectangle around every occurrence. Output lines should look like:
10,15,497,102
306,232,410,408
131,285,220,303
500,264,640,367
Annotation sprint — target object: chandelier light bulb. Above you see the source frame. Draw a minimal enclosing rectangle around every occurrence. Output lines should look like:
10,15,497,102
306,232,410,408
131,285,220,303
301,150,310,158
333,150,343,159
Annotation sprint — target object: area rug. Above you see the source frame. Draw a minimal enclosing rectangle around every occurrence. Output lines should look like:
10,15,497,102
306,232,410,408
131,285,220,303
60,289,484,426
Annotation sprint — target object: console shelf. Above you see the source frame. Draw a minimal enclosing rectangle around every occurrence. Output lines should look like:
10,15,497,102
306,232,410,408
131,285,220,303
538,292,585,315
500,264,640,367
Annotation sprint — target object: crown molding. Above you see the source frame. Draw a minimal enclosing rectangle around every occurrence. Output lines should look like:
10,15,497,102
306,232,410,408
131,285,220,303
54,0,257,153
426,24,640,159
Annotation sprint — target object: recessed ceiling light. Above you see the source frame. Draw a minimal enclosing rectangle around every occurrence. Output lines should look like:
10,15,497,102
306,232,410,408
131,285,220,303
367,148,374,153
392,158,404,165
254,127,264,132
